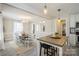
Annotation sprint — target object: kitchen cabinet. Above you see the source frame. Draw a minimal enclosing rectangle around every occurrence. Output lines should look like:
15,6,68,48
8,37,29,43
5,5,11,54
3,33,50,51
69,15,76,46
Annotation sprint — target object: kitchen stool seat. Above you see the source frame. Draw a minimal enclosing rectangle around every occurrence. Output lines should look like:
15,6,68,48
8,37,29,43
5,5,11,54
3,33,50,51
40,43,57,56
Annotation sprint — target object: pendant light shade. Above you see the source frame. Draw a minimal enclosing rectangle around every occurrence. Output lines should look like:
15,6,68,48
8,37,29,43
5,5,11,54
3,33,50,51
57,9,61,23
44,4,47,14
58,9,61,19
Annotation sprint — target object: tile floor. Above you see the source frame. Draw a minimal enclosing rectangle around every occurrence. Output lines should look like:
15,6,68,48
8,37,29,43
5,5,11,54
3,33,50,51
0,40,37,56
63,46,79,56
0,40,79,56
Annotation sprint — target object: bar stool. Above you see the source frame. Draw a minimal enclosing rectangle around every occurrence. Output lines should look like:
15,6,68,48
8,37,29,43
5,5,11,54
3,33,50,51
48,46,57,56
40,43,57,56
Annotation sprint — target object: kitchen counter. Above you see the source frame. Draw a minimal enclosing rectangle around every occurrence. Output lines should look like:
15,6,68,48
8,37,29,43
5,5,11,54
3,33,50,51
38,36,67,56
38,36,67,47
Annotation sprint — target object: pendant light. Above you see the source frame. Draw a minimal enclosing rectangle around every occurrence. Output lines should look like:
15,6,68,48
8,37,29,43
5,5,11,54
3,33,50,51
44,4,47,15
57,9,61,23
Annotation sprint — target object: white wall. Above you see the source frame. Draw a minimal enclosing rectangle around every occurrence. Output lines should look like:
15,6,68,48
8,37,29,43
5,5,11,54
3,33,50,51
23,22,31,34
0,14,5,49
0,4,5,49
3,17,14,41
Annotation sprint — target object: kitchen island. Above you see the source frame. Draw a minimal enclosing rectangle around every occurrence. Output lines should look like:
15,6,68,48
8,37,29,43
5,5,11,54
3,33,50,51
38,36,67,56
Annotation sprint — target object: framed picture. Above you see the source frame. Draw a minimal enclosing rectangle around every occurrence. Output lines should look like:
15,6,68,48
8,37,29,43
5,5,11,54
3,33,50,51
70,27,75,34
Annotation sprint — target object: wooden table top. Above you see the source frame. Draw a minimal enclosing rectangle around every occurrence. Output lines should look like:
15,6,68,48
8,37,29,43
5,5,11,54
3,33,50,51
38,36,67,47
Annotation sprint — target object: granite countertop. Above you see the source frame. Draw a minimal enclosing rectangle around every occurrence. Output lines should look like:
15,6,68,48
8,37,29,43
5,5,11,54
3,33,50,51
38,36,67,47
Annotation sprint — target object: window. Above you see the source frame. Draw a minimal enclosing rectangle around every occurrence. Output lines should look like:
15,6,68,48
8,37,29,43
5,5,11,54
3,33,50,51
13,21,23,34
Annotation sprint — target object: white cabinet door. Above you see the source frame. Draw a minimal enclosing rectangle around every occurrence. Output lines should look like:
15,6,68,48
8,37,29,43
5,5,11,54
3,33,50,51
70,15,76,27
69,15,76,46
0,14,4,49
69,34,76,46
75,14,79,22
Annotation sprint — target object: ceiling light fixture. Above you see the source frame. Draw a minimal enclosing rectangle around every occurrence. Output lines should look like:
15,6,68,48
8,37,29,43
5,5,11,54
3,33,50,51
57,9,61,23
44,4,47,15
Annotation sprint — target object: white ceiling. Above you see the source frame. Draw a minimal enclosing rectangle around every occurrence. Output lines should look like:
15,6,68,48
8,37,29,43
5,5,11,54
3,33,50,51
25,3,79,19
8,3,79,19
2,4,34,21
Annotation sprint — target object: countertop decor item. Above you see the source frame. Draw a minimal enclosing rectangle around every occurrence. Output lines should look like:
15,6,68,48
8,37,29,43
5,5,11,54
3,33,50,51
50,33,61,39
55,32,60,37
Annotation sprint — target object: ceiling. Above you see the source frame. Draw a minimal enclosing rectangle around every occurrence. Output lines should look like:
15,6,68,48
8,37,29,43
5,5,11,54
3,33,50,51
8,3,79,19
25,3,79,19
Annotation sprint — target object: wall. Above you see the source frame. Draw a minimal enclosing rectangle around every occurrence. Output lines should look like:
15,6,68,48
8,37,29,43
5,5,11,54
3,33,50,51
3,17,14,41
0,4,5,49
0,14,5,49
23,22,31,34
